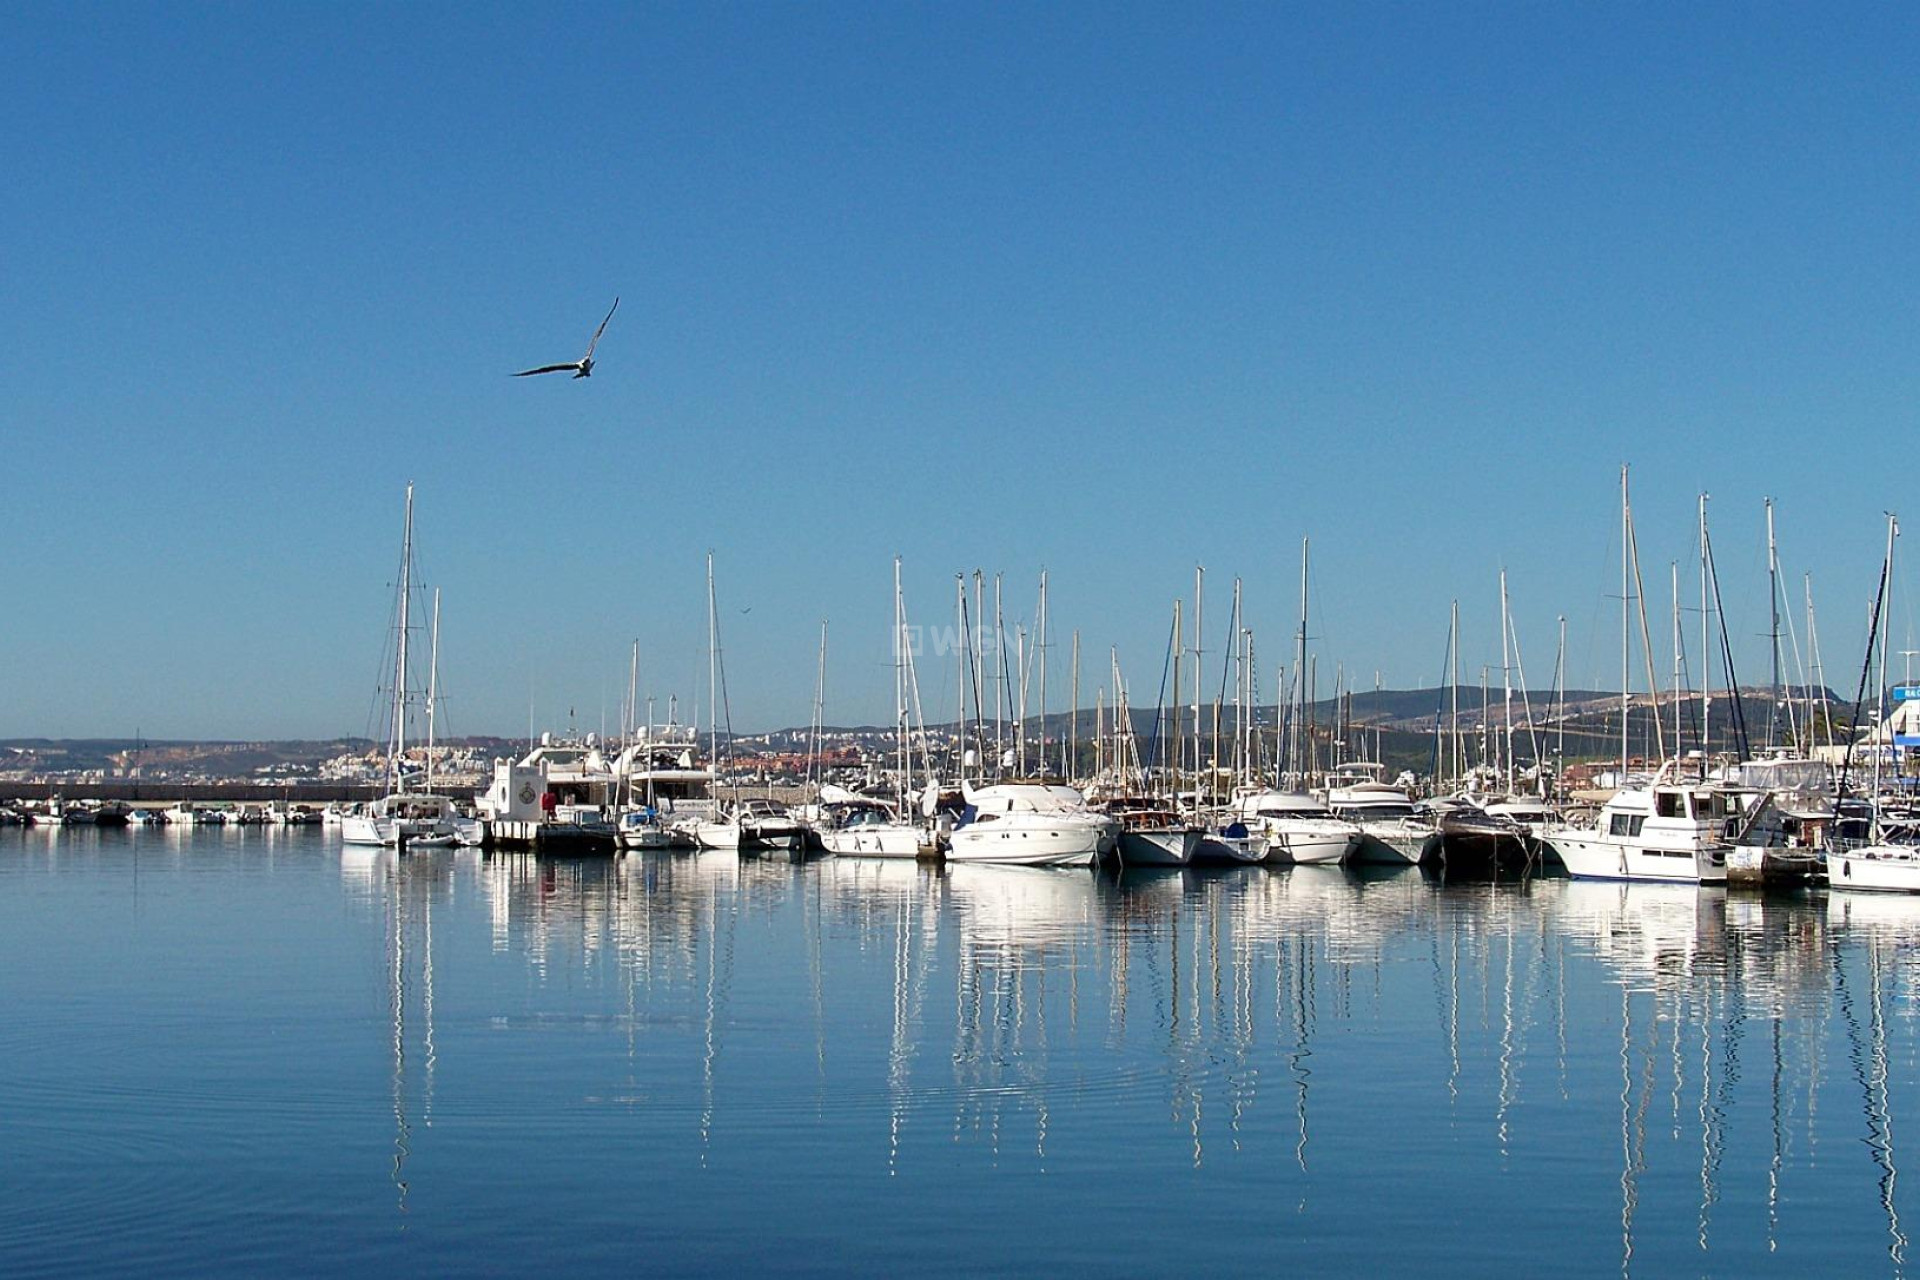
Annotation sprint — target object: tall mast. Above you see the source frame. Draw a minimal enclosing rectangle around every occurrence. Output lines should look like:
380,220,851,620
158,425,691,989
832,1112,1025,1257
1624,473,1668,766
1807,574,1828,753
1450,599,1461,784
1297,538,1310,784
807,620,827,795
1671,561,1683,758
1170,598,1183,800
625,637,638,808
1192,565,1205,798
954,573,967,772
1098,690,1113,782
1620,465,1630,781
392,482,414,795
1873,516,1900,812
1014,626,1028,774
1037,570,1049,777
1070,630,1081,783
973,571,985,767
993,573,1006,773
706,551,719,775
895,557,906,810
1700,494,1712,753
1230,577,1244,781
1308,654,1318,777
1767,497,1782,750
426,586,440,796
1555,615,1566,773
1500,569,1514,794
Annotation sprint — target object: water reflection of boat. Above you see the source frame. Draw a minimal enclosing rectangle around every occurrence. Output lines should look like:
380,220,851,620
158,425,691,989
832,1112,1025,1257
1827,889,1920,944
1536,877,1728,990
946,863,1098,952
339,846,449,1215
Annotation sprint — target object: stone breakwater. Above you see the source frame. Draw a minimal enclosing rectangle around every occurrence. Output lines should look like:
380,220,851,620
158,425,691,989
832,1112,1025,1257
0,781,387,805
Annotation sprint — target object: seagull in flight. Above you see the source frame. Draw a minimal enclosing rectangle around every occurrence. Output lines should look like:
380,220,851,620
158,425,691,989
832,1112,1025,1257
513,297,620,379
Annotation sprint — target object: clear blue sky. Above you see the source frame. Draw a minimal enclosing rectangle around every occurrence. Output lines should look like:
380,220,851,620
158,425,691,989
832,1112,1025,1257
7,3,1917,740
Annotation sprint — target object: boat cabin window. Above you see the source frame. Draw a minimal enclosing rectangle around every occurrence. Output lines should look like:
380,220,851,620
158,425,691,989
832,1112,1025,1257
1609,813,1646,837
1655,792,1682,818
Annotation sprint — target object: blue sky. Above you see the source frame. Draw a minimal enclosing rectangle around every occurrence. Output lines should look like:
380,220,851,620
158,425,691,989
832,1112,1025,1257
6,3,1917,739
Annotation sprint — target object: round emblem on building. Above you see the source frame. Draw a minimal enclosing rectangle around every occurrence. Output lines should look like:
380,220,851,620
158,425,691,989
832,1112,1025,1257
518,783,537,805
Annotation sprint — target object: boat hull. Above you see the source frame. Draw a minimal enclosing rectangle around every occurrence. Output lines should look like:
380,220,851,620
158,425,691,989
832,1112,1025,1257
1547,832,1729,884
818,824,923,858
1828,847,1920,892
1191,832,1267,864
1349,823,1438,866
948,824,1102,867
1117,827,1198,867
1258,821,1356,866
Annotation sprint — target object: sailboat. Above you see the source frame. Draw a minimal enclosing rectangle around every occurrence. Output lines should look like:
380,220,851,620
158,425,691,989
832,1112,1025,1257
342,484,457,849
687,553,805,855
816,559,929,859
943,566,1116,867
1086,646,1200,866
1826,515,1920,891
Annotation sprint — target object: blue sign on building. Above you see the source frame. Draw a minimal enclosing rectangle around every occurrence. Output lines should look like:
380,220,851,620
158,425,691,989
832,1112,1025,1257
1895,686,1920,703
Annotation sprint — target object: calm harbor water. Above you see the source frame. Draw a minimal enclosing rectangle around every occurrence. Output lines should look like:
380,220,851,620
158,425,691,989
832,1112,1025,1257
3,826,1919,1276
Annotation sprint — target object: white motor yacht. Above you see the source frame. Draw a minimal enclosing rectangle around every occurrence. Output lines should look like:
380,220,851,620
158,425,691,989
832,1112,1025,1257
1542,760,1735,884
1230,789,1359,865
1323,767,1436,865
694,798,806,854
947,781,1119,868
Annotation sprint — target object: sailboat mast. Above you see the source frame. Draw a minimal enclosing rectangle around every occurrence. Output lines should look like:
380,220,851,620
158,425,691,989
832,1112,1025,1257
994,573,1007,773
1501,569,1514,794
1807,574,1828,753
895,557,906,810
392,482,414,794
426,586,440,796
973,570,985,768
1767,497,1782,750
625,638,639,808
1700,493,1712,754
1555,615,1566,774
1192,565,1205,799
1450,599,1461,785
1229,577,1243,782
808,620,827,794
954,574,967,772
1620,465,1631,781
1874,516,1899,809
1037,569,1049,777
1297,539,1310,785
1671,561,1683,758
1014,627,1028,773
706,551,719,777
1171,598,1184,799
1070,630,1081,783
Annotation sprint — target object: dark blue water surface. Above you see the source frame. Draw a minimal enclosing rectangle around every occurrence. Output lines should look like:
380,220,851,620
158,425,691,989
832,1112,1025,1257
4,824,1918,1277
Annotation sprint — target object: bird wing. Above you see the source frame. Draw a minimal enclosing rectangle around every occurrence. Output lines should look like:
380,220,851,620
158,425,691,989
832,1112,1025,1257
513,363,581,377
582,296,619,361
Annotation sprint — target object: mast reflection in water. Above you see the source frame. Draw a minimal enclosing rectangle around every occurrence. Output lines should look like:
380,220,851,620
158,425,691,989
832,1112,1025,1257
8,826,1920,1275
